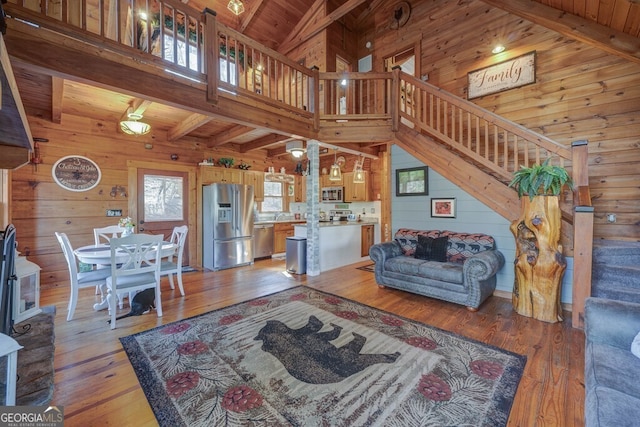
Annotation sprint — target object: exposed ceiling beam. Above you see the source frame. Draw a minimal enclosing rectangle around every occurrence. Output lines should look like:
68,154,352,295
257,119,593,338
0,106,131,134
240,133,291,152
481,0,640,65
318,142,378,159
206,124,256,147
239,0,264,33
119,98,152,122
278,0,369,55
51,76,63,124
278,0,325,55
167,112,213,141
356,0,386,26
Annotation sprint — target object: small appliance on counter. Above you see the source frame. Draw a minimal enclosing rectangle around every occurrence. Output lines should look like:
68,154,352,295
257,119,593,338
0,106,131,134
329,209,352,221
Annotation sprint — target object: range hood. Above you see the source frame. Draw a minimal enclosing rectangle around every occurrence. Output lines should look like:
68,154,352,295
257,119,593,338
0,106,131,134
0,34,33,170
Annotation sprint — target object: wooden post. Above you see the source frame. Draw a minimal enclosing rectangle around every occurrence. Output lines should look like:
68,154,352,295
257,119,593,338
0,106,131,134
570,140,593,329
203,8,218,104
510,196,566,323
391,66,401,132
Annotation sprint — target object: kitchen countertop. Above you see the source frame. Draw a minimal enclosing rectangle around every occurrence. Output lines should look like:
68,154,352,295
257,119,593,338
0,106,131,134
255,219,378,226
295,220,378,227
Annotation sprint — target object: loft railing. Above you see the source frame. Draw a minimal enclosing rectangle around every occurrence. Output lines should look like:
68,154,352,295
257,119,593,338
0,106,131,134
6,0,206,81
207,12,314,120
6,0,315,120
317,72,393,120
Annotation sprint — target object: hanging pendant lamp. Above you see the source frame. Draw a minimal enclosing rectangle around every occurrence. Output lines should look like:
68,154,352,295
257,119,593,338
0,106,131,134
329,149,342,181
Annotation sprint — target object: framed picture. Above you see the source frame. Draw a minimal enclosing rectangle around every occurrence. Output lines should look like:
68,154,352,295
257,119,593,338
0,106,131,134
431,198,456,218
395,166,428,196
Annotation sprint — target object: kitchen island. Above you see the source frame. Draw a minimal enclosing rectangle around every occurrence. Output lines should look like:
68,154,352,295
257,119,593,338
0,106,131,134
294,220,379,273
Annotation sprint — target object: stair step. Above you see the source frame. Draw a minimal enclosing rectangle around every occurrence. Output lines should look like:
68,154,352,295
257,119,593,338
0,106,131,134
593,239,640,265
592,265,640,287
592,283,640,304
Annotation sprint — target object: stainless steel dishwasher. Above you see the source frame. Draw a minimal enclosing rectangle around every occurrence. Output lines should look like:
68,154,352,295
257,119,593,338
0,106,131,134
253,223,274,259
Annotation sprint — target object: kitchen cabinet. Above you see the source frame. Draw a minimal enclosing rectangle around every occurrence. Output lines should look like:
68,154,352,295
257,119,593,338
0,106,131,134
321,174,343,187
344,171,370,202
274,222,303,253
361,224,375,257
200,167,243,185
244,171,265,202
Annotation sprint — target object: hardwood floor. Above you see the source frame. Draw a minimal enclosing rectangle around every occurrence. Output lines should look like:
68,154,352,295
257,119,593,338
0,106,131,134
40,258,585,426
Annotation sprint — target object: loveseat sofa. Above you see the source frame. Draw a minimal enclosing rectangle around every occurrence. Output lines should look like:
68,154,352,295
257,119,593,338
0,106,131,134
369,229,505,310
584,297,640,427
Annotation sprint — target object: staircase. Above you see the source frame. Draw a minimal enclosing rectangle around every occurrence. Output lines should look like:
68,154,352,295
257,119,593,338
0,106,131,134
592,240,640,303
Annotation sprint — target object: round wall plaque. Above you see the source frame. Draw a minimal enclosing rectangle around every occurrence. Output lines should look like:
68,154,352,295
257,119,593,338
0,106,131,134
52,155,102,192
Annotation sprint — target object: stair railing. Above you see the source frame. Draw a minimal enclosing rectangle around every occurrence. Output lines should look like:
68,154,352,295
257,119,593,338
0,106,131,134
395,68,573,180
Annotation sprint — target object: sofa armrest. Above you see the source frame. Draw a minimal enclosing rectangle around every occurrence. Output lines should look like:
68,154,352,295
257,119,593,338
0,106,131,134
585,297,640,350
369,241,403,265
462,249,505,281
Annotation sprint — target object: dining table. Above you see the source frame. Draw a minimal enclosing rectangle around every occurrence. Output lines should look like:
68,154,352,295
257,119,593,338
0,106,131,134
74,241,178,311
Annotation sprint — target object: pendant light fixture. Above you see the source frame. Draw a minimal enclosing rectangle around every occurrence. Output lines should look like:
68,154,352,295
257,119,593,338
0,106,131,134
286,140,306,159
329,149,342,181
353,156,365,183
120,109,151,136
227,0,245,15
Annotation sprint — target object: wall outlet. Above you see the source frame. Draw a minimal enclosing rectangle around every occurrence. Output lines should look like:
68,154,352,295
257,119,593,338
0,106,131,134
606,213,616,223
106,209,122,217
370,207,375,214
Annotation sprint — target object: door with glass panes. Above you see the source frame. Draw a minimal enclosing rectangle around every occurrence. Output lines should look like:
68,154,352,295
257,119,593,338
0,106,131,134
136,169,189,263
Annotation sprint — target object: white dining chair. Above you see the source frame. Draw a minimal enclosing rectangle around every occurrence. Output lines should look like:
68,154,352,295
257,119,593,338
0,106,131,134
161,225,188,296
55,232,112,321
93,225,125,245
106,234,163,329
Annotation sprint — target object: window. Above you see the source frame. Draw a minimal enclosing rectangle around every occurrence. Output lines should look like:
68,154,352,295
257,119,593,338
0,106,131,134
162,35,201,72
262,181,284,212
143,175,184,221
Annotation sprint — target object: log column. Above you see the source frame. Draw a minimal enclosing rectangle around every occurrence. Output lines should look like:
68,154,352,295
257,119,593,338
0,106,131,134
510,196,566,323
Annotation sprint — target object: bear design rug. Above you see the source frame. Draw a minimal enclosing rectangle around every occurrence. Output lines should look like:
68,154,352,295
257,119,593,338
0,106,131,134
120,287,526,426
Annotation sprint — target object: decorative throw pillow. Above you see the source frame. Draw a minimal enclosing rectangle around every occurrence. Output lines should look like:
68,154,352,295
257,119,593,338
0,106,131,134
632,331,640,359
414,235,448,262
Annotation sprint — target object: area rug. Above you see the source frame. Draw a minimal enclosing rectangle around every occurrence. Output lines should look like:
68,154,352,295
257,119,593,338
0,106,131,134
120,287,526,426
356,263,375,272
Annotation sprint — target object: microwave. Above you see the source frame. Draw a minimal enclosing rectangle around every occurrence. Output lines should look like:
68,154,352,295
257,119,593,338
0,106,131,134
321,186,344,202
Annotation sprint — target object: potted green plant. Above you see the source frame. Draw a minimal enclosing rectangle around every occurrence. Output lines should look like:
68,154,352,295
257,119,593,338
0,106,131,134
508,158,573,323
508,158,573,200
218,158,235,168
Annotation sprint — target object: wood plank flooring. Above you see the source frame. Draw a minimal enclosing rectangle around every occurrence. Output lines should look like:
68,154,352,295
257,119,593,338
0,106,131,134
39,258,585,426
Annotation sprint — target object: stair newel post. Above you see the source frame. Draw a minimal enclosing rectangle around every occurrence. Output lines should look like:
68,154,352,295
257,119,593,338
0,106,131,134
391,66,401,132
570,139,593,329
510,196,566,323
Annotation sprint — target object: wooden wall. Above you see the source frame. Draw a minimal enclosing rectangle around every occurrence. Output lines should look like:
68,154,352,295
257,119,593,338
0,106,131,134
360,0,640,241
11,114,302,289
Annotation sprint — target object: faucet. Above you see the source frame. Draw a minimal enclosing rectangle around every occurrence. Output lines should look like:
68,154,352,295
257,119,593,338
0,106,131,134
275,212,288,221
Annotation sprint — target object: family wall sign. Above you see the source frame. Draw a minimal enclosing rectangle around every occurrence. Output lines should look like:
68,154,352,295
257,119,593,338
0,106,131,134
467,51,536,99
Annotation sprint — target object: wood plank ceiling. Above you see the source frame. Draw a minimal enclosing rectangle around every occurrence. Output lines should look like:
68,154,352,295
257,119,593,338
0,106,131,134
8,0,640,157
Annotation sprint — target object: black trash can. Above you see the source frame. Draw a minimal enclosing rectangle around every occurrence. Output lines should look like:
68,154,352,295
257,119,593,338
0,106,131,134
286,236,307,274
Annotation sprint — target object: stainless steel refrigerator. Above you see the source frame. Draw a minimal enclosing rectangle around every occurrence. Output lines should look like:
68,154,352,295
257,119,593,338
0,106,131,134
203,183,254,271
